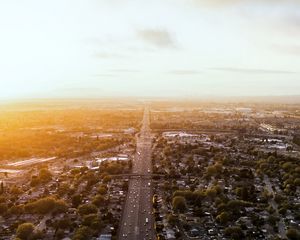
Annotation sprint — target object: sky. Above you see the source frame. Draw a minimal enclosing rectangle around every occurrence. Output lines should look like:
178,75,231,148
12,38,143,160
0,0,300,99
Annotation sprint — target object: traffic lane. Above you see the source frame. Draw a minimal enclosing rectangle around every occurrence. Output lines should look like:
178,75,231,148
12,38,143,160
133,179,143,240
120,178,142,239
125,179,143,240
138,180,153,239
119,109,154,240
119,191,133,238
125,182,152,239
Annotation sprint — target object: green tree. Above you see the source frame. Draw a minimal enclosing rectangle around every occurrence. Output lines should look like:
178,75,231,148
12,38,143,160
72,195,82,208
82,214,102,230
224,226,244,240
16,223,35,240
72,226,92,240
97,185,108,195
78,203,98,216
167,214,178,226
92,195,106,207
286,228,300,240
9,205,24,215
39,168,52,183
103,175,112,183
216,211,230,224
172,196,187,213
25,197,67,214
10,186,22,195
0,203,8,215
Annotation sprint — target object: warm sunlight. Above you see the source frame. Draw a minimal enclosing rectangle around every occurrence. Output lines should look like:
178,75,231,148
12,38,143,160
0,1,300,240
1,0,300,99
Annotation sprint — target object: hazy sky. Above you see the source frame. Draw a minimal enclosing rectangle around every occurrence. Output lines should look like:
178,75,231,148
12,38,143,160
1,0,300,99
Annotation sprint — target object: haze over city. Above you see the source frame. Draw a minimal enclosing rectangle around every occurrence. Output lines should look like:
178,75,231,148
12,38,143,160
1,1,300,240
1,0,300,99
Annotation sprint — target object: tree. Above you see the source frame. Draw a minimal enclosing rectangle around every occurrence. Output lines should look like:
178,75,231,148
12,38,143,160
224,226,244,240
268,215,279,227
206,163,222,177
16,223,35,240
103,175,112,183
97,185,108,195
82,214,102,230
172,196,187,213
0,181,4,194
206,166,217,176
10,186,22,195
57,183,69,196
78,203,98,216
0,203,8,215
54,218,71,230
167,214,178,226
9,205,24,215
92,195,106,207
30,176,40,187
53,199,68,213
72,195,82,208
25,197,68,214
173,190,193,201
216,211,230,224
294,178,300,186
72,226,92,240
206,188,217,199
39,168,52,183
286,228,300,240
54,229,65,240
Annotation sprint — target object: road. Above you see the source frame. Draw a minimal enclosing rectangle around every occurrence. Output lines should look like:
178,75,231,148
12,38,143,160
264,175,286,239
118,108,155,240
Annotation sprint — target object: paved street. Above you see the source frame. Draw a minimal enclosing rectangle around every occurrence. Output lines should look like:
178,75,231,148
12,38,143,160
118,108,155,240
264,175,286,239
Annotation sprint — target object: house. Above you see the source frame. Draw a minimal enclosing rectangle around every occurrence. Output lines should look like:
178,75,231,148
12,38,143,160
98,234,112,240
165,228,176,240
190,228,200,237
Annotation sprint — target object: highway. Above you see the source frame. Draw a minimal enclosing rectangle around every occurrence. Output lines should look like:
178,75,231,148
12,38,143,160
118,108,155,240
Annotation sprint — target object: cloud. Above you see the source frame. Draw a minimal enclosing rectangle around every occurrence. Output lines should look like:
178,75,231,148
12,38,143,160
275,44,300,55
110,69,141,73
91,74,116,77
278,14,300,36
136,29,175,48
211,67,296,74
192,0,299,7
93,52,125,58
168,70,202,75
